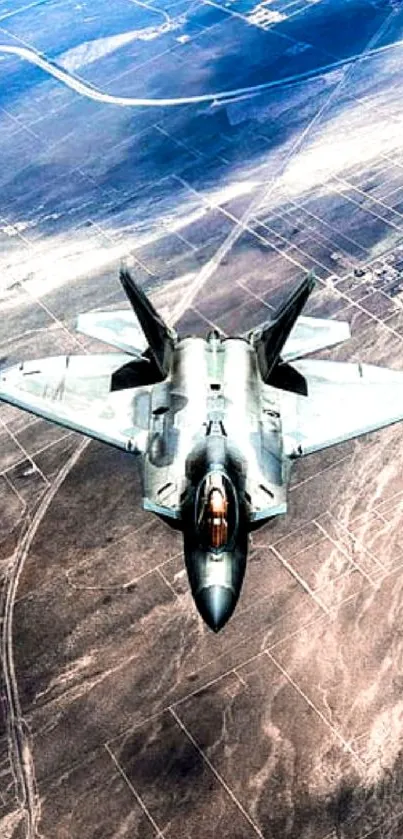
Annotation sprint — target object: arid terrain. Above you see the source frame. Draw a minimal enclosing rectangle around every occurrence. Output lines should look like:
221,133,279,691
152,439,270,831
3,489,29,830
2,0,403,837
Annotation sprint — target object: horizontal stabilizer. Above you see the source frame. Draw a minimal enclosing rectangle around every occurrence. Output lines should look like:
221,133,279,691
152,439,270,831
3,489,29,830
120,269,176,379
282,315,351,361
0,354,150,452
280,359,403,457
254,275,315,383
77,310,148,355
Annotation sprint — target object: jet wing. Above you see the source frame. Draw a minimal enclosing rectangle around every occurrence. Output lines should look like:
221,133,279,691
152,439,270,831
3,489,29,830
280,359,403,457
0,354,150,453
76,310,148,355
281,316,350,361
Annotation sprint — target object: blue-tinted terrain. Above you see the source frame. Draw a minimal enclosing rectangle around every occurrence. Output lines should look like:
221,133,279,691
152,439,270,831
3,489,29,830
2,1,403,838
0,0,401,263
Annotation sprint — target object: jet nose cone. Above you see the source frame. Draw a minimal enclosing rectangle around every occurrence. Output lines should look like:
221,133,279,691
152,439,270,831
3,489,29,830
196,585,236,632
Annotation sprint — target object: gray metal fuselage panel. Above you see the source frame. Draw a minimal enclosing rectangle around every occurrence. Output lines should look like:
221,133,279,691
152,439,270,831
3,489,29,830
142,335,287,525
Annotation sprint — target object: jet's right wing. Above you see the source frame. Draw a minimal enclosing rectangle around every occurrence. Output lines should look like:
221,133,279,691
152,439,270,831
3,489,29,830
0,354,150,453
280,359,403,457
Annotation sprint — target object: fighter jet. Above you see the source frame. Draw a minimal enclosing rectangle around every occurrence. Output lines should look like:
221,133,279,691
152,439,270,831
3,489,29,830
2,270,403,631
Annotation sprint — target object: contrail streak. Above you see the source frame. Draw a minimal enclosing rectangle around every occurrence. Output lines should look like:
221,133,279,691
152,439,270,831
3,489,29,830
0,36,402,107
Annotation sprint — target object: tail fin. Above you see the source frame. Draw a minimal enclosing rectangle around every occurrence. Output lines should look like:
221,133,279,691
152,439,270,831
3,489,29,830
254,274,315,384
120,268,176,379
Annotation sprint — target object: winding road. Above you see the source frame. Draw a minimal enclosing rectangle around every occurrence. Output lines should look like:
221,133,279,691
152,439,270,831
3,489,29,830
0,37,402,108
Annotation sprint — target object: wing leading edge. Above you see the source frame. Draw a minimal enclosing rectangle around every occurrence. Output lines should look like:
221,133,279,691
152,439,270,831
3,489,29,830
0,354,150,453
280,359,403,457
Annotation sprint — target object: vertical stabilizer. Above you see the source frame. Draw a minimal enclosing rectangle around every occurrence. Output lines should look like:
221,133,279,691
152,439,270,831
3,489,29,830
120,268,176,379
254,274,315,383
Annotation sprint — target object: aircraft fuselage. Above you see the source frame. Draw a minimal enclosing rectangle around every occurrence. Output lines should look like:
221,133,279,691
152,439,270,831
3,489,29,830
141,329,287,630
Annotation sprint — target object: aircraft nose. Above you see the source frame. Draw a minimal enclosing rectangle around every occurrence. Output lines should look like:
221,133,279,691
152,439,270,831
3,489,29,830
195,585,236,632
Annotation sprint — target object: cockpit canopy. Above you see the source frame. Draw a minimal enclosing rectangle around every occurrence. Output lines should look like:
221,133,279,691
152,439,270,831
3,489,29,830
195,471,238,553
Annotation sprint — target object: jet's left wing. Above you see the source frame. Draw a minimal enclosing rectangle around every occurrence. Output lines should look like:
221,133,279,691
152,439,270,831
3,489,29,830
0,354,150,453
280,359,403,457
